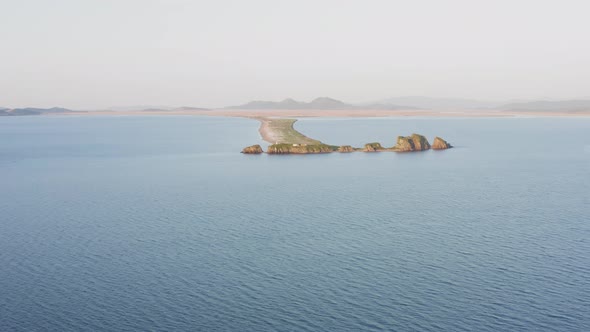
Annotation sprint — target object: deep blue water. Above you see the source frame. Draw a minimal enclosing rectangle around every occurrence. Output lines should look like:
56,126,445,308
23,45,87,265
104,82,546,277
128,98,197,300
0,115,589,331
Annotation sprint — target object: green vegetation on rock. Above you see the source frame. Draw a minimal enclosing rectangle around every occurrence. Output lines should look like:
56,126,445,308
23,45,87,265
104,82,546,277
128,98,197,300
267,143,338,154
265,118,321,145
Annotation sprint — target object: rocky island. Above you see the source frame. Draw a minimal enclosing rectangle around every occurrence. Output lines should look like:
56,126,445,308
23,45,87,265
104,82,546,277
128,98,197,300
242,117,453,154
241,145,264,154
432,137,453,150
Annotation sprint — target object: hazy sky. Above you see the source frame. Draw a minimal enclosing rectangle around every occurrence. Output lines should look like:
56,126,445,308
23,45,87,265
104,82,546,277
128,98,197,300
2,0,589,109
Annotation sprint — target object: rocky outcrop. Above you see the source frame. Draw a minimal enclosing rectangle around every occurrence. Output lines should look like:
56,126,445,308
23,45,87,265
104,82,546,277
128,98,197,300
338,145,354,152
363,142,384,152
432,137,452,150
392,134,431,152
242,130,452,155
241,144,264,154
267,143,337,154
410,134,431,150
393,136,413,151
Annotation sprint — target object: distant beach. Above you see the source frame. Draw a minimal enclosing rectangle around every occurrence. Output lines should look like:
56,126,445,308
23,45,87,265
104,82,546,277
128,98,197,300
47,108,590,118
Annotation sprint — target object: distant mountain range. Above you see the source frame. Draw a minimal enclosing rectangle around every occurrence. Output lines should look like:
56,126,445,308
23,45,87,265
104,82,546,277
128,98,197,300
227,97,417,110
230,97,590,112
367,96,501,110
0,106,209,116
0,107,72,116
497,100,590,112
3,98,590,116
367,97,590,112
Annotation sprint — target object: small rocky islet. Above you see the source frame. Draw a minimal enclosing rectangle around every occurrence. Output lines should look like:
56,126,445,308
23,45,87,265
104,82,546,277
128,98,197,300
241,118,452,154
241,144,264,154
432,136,452,150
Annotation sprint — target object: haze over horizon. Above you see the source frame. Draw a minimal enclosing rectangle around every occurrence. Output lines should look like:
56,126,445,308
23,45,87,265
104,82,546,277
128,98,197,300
2,0,590,109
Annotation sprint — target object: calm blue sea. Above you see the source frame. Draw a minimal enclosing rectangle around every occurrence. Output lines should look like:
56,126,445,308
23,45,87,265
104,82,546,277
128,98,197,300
0,115,589,331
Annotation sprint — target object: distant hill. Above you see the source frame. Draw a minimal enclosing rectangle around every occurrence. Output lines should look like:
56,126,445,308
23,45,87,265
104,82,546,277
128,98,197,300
369,96,501,110
369,96,590,112
0,106,212,115
173,106,210,111
0,107,72,116
307,97,354,110
497,100,590,112
228,97,347,110
228,97,415,110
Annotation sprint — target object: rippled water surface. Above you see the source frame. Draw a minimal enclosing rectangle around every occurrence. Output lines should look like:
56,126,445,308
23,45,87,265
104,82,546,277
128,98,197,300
1,115,589,331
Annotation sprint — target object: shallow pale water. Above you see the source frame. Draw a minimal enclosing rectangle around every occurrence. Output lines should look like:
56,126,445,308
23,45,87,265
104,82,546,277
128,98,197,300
0,115,589,331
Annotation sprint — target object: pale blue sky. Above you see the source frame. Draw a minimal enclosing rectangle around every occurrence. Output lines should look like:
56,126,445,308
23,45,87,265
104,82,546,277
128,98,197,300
1,0,589,109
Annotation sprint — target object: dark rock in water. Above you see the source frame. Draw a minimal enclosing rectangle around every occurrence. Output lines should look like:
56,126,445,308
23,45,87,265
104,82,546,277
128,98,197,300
393,134,431,151
432,137,452,150
267,143,337,154
338,145,354,152
363,142,383,152
241,145,264,154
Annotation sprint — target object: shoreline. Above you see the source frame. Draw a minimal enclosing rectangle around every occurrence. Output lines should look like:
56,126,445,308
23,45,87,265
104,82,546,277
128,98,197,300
42,108,590,118
257,117,278,144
